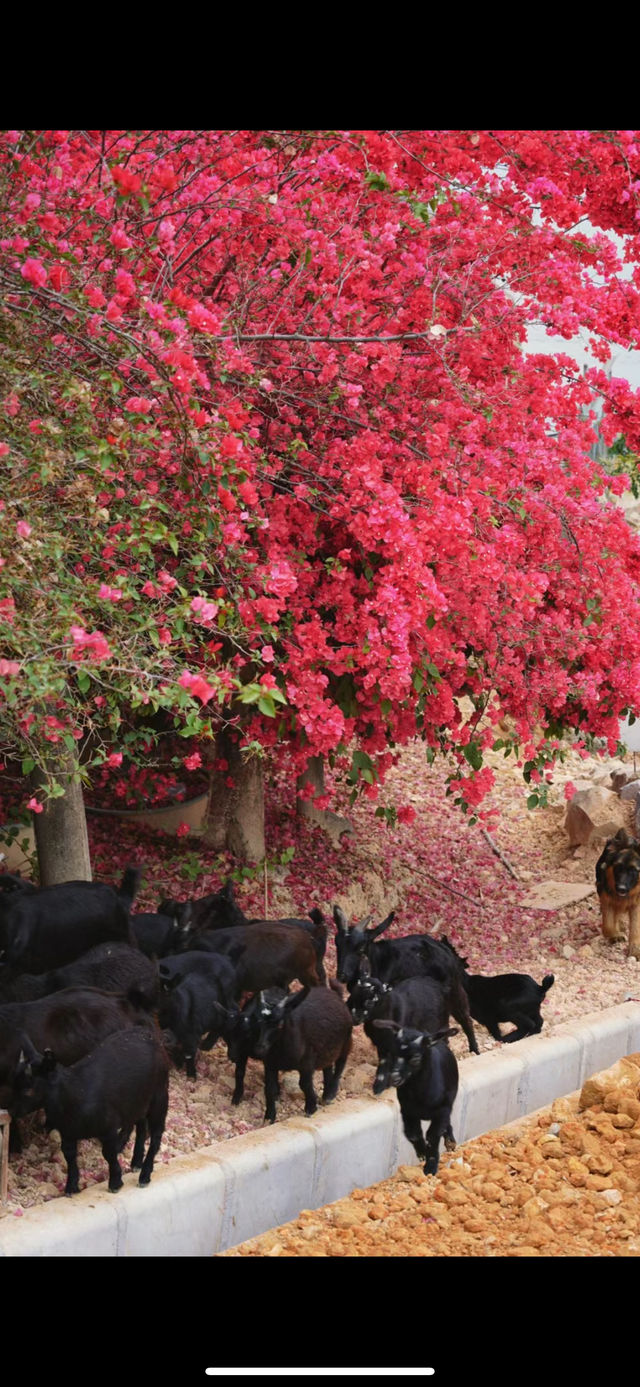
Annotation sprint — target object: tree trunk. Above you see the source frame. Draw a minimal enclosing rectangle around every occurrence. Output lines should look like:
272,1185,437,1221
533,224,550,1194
30,747,92,885
203,729,265,863
296,753,354,844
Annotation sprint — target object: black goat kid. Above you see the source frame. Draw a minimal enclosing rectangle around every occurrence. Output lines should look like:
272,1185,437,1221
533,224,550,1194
372,1018,459,1176
250,981,353,1124
12,1028,170,1195
439,938,554,1043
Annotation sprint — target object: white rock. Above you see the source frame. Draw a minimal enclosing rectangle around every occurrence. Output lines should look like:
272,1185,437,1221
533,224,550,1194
563,944,576,959
600,1188,622,1205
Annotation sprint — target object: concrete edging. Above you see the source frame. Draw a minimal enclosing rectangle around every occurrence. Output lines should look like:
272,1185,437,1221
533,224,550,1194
1,1000,639,1257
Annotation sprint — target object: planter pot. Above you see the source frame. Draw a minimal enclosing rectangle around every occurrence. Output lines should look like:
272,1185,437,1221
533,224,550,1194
86,792,208,836
0,821,36,877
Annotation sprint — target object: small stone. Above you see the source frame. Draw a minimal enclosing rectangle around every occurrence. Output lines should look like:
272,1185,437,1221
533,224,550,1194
599,1188,623,1205
563,944,576,959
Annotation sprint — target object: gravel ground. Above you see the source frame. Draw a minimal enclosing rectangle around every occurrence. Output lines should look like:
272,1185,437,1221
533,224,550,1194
221,1054,640,1256
2,734,639,1218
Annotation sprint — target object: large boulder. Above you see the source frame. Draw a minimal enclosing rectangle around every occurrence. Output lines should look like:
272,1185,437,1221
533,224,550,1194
563,786,628,846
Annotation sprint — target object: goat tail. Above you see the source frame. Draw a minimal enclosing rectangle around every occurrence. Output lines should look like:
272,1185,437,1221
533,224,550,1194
540,973,555,994
118,867,143,907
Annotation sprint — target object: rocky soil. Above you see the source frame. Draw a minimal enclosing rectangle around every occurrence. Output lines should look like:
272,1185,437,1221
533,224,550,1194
222,1054,640,1256
3,732,640,1218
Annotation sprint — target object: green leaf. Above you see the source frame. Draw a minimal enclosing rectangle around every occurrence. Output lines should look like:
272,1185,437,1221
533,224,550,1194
527,793,539,809
462,741,483,771
257,695,276,716
21,757,35,776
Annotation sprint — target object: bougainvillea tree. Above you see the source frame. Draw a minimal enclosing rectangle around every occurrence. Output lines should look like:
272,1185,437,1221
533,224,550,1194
4,129,640,877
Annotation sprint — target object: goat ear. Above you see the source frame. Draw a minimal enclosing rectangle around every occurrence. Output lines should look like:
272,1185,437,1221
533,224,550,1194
222,879,235,899
368,910,395,940
333,905,349,933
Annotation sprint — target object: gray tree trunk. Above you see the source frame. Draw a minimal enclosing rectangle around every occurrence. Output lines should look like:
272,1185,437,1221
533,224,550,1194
30,747,92,885
203,729,265,863
296,753,354,844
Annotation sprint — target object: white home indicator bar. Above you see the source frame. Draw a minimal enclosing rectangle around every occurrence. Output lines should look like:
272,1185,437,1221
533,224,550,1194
205,1372,435,1378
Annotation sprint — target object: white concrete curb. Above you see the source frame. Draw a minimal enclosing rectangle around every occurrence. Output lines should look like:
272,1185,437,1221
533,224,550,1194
1,1000,639,1257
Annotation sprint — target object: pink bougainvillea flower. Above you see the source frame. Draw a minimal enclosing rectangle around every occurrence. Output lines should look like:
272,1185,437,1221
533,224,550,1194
176,822,190,838
183,752,202,770
260,645,275,663
98,583,123,601
124,396,154,414
20,258,47,288
26,797,43,814
16,520,31,539
178,669,215,705
564,781,577,800
0,442,10,457
106,752,123,768
0,659,20,676
69,626,112,661
190,597,218,623
397,805,417,825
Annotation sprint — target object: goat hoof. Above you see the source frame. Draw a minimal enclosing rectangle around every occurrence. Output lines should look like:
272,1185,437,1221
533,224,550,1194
444,1137,456,1151
131,1161,142,1172
109,1181,123,1194
138,1174,151,1186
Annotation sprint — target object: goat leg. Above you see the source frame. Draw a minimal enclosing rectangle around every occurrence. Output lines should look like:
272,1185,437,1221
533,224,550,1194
451,980,479,1055
263,1061,280,1124
102,1134,124,1192
322,1036,351,1104
231,1053,248,1105
423,1109,451,1176
502,1011,539,1043
138,1090,168,1186
298,1067,318,1116
131,1120,147,1171
62,1137,81,1196
401,1111,428,1162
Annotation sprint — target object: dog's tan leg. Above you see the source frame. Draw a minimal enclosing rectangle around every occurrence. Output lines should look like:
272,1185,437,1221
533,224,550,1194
629,904,640,958
601,901,625,941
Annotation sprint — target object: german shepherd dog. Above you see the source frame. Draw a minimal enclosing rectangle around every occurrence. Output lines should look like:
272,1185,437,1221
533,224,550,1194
596,828,640,957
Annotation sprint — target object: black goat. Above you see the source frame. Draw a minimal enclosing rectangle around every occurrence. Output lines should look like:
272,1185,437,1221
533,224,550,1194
372,1018,459,1176
439,937,555,1043
0,942,159,1008
333,906,479,1055
131,910,187,959
347,970,450,1060
0,985,154,1118
250,980,353,1123
158,879,245,932
163,879,328,980
12,1027,170,1194
223,987,289,1106
174,921,325,996
0,867,141,973
157,954,239,1078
